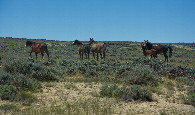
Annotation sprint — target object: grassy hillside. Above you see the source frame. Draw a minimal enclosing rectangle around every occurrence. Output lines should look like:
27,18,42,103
0,38,195,114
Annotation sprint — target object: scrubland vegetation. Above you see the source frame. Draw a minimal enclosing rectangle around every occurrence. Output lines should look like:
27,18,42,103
0,38,195,114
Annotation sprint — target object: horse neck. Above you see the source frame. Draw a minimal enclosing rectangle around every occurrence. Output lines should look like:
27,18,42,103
27,42,34,47
90,42,96,45
146,43,153,50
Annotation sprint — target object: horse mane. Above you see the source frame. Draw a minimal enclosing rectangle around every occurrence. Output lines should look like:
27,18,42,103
26,40,35,46
89,38,95,45
77,40,83,45
75,40,83,46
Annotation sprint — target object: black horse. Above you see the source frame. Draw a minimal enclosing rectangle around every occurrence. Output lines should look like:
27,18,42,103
72,40,91,60
144,40,172,62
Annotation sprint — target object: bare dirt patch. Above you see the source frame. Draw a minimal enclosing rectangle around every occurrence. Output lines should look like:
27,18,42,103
173,44,195,50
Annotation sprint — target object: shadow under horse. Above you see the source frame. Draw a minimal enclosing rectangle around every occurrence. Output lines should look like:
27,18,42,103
25,40,49,59
72,40,91,60
144,40,172,62
89,38,107,61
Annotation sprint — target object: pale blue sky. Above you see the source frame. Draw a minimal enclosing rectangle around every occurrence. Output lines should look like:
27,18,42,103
0,0,195,43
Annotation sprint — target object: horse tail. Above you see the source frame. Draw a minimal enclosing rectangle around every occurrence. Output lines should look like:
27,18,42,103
101,43,107,52
168,46,172,57
45,44,48,51
86,45,91,53
103,43,107,49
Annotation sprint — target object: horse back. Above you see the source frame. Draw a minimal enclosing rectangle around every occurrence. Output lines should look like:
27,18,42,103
79,44,90,53
92,43,106,53
144,49,156,56
31,43,47,53
153,45,168,54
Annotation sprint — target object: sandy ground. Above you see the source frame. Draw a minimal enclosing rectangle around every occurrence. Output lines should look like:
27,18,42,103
0,81,194,114
33,81,195,115
173,44,195,50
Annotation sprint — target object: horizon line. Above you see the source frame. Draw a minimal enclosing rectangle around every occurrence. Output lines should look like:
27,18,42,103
0,37,194,43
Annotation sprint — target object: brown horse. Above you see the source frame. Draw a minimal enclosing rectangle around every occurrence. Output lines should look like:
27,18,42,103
72,40,90,60
89,38,107,61
141,44,157,59
144,40,172,62
25,40,49,59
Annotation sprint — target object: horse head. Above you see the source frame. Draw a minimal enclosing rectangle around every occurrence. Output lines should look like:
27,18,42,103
72,40,78,46
144,40,153,50
89,38,95,45
25,40,33,48
141,44,146,50
72,40,82,46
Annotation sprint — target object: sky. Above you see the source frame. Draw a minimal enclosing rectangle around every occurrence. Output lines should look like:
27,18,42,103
0,0,195,43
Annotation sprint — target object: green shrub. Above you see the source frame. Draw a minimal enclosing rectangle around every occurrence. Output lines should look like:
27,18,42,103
14,91,37,105
77,64,88,74
168,66,195,79
42,59,56,66
185,82,195,107
121,85,152,101
0,85,16,100
4,59,32,75
65,67,77,75
83,69,98,78
116,64,161,86
99,84,122,98
132,57,166,74
100,84,152,102
0,104,19,113
0,71,41,91
30,68,59,81
3,59,59,82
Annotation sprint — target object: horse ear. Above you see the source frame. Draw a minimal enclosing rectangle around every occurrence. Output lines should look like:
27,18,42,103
147,40,148,42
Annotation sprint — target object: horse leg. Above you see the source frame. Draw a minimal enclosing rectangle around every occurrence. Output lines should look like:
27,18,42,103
154,54,157,59
153,54,156,59
100,53,103,59
45,50,49,59
29,52,32,58
97,53,99,61
88,52,90,60
82,52,84,60
85,53,87,59
41,52,44,59
93,51,95,59
164,53,168,62
35,52,38,59
150,55,153,59
79,51,81,60
103,52,105,60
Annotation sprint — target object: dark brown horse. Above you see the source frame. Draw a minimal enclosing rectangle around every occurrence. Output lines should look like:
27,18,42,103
25,40,49,59
72,40,90,60
141,44,157,59
144,40,172,62
89,38,107,61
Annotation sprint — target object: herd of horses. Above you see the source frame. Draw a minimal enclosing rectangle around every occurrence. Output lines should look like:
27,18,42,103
25,39,172,62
